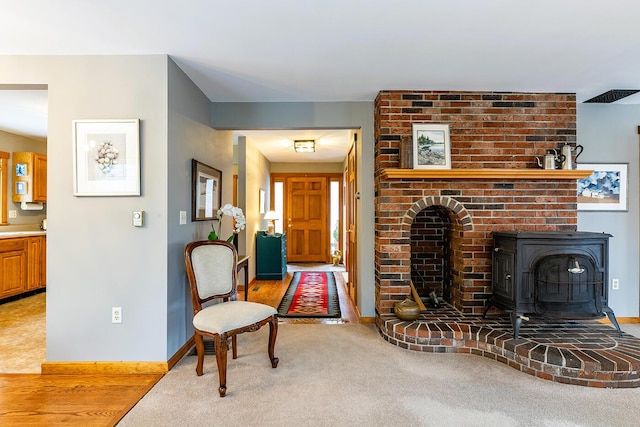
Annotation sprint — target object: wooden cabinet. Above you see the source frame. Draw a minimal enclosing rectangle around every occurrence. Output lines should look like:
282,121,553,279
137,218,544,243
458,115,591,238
256,231,287,280
0,235,46,300
0,238,27,299
12,152,47,203
26,236,46,291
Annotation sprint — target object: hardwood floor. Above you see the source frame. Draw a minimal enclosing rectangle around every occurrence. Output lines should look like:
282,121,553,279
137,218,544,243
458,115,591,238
243,266,359,324
0,374,163,427
0,266,357,426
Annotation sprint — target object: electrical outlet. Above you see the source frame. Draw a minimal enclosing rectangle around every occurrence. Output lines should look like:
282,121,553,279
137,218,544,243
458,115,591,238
112,307,122,323
612,279,619,290
8,210,17,218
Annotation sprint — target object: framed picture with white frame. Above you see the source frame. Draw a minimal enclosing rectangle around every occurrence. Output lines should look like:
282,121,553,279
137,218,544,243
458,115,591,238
72,119,141,196
412,124,451,169
577,163,628,211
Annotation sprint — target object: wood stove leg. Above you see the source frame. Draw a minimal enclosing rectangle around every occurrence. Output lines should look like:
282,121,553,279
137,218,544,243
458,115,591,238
603,307,623,337
510,312,524,339
482,298,494,318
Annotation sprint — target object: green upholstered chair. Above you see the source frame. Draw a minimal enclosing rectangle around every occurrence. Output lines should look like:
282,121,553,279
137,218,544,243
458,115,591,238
184,240,279,397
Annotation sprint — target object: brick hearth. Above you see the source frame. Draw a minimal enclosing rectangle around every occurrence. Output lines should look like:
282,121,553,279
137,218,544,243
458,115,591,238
373,90,637,387
376,307,640,388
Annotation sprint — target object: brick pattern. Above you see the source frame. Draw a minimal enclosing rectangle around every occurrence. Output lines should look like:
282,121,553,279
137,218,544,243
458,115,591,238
410,208,449,299
374,91,578,316
376,308,640,388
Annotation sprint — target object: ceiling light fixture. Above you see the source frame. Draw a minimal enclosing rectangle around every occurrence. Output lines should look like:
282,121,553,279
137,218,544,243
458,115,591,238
294,140,315,153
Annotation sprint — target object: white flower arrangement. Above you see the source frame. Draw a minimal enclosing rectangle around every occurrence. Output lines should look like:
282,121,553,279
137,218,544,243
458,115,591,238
208,203,246,242
95,140,119,174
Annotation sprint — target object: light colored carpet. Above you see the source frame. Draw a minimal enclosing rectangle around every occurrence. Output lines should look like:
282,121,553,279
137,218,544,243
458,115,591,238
119,323,640,427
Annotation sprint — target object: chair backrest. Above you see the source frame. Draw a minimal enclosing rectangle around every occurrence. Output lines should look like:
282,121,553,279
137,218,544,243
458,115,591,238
185,240,238,311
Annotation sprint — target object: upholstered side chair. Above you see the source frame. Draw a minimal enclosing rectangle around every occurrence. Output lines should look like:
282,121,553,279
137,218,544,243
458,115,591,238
184,240,279,397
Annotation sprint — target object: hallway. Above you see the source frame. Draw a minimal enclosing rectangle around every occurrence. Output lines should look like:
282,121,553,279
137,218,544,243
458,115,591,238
245,263,359,325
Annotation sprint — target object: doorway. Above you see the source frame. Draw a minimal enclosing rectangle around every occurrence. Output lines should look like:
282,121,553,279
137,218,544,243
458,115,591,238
234,128,358,314
345,138,357,304
0,88,48,373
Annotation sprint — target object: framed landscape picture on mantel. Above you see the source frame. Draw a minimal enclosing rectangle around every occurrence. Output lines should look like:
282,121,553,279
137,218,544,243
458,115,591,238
412,124,451,169
577,163,628,211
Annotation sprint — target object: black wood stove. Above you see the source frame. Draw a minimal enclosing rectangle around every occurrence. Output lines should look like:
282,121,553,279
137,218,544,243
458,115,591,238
484,231,622,339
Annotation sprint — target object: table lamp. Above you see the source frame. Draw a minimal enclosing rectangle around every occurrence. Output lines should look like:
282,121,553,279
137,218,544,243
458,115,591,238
264,210,279,235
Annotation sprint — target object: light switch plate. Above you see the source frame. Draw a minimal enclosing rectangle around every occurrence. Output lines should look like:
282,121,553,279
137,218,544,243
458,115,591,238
132,211,144,227
179,210,187,225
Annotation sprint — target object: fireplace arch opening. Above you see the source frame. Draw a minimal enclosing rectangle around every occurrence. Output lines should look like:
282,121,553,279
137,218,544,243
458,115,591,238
401,197,476,313
411,205,453,304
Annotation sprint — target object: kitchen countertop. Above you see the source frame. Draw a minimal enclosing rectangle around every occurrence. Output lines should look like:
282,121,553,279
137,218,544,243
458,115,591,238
0,230,47,239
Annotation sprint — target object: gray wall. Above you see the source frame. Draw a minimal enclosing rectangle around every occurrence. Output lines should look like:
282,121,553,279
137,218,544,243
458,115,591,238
236,136,272,280
0,55,174,362
166,59,233,358
270,162,343,174
211,102,375,317
577,104,639,317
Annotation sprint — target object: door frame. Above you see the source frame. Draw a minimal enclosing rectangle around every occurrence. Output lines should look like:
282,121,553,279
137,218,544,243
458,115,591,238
271,172,344,262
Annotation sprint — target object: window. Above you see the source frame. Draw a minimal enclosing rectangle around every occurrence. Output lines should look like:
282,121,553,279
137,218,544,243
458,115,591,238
273,181,284,234
330,180,340,253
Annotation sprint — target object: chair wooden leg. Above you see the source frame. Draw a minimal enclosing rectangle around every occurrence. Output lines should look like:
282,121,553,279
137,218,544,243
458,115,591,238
194,333,205,376
214,334,228,397
268,316,279,368
231,335,238,359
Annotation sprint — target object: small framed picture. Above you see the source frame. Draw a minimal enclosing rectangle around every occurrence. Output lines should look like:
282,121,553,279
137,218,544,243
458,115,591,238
16,181,26,195
16,163,27,177
412,124,451,169
577,163,628,211
191,159,222,221
259,189,266,214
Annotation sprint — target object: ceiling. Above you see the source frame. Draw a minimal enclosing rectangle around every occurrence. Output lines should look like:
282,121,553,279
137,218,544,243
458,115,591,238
2,1,640,161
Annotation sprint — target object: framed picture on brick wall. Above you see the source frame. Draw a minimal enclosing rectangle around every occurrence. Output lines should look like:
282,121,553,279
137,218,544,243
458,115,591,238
412,124,451,169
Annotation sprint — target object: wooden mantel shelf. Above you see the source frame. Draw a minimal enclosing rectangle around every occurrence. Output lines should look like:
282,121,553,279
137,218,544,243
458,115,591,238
381,168,593,180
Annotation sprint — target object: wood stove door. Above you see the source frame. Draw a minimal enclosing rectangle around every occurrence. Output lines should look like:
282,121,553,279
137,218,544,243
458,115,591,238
492,249,515,307
534,254,604,316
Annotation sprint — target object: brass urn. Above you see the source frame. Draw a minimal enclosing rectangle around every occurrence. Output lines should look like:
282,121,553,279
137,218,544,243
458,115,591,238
394,298,421,321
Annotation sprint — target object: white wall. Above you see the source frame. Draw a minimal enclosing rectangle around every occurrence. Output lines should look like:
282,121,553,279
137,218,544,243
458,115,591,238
577,104,639,317
211,102,375,317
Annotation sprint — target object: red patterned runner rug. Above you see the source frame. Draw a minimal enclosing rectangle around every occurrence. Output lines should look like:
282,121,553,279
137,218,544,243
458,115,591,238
277,271,341,318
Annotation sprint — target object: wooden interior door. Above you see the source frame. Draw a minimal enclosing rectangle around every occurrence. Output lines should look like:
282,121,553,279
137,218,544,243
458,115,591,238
345,138,357,304
286,176,328,262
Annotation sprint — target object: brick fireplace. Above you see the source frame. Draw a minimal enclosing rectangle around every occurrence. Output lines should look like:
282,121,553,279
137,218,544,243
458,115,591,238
374,90,579,316
372,90,640,388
